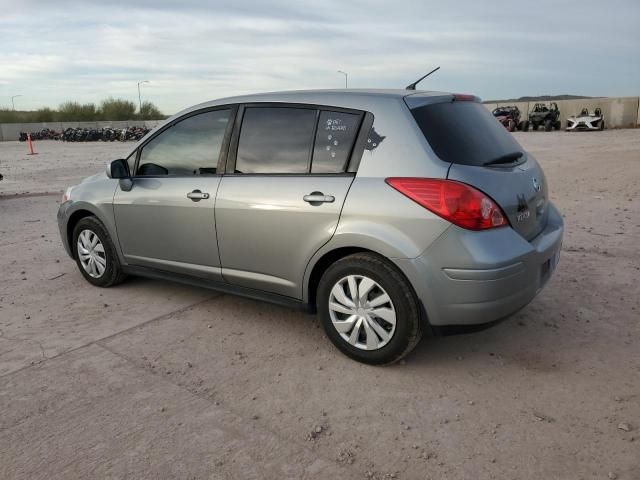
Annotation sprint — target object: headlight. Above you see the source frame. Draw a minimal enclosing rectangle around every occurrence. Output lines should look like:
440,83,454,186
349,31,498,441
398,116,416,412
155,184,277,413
62,186,75,202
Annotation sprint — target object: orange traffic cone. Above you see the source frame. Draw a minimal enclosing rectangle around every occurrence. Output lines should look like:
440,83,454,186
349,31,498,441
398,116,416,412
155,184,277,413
27,133,38,155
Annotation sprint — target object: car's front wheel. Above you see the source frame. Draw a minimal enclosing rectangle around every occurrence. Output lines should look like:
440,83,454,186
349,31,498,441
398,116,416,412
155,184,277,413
317,253,423,365
72,216,126,287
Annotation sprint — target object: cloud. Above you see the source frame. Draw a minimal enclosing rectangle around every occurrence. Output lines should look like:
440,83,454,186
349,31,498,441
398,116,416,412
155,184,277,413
0,0,638,112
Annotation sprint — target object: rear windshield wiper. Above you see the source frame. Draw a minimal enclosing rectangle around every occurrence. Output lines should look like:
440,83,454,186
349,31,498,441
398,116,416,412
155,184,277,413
483,151,524,166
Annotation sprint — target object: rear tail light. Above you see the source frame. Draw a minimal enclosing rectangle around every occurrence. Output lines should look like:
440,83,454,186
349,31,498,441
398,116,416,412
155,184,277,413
385,178,509,230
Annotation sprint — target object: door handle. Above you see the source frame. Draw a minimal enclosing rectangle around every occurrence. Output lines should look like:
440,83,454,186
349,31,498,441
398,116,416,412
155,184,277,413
303,192,335,204
187,189,210,202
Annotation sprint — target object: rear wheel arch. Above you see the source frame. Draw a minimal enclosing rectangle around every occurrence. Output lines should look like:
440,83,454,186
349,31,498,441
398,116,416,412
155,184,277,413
306,247,372,309
305,246,422,313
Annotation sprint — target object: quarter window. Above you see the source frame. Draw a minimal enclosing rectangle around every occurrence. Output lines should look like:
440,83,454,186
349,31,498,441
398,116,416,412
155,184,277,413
137,109,231,176
311,111,360,173
235,107,316,174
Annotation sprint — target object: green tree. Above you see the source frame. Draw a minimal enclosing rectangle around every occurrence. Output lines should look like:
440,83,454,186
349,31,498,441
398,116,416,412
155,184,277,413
138,101,163,120
99,98,136,121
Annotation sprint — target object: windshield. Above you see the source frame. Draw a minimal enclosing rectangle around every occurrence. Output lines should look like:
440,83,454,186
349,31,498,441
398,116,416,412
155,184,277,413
410,101,524,166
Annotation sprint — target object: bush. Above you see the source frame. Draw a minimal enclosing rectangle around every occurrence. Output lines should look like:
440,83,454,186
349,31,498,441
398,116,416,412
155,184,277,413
34,107,56,122
100,98,137,121
0,110,21,123
138,101,163,120
58,101,98,122
0,98,164,123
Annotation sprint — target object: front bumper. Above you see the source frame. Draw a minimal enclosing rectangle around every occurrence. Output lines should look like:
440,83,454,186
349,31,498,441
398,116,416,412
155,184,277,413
566,121,601,131
394,202,564,328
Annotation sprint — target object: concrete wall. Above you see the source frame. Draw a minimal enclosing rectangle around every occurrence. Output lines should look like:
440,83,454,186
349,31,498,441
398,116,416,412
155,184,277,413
485,96,640,129
0,119,163,142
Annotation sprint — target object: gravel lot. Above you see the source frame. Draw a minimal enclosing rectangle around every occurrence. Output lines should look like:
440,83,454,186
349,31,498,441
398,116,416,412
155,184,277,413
0,131,639,479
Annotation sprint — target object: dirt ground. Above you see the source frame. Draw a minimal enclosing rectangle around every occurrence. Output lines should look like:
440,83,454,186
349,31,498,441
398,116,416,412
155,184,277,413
0,131,639,480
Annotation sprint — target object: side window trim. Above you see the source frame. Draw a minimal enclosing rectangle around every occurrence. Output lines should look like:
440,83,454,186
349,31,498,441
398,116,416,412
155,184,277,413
131,104,238,178
346,111,374,173
225,102,367,176
306,109,321,174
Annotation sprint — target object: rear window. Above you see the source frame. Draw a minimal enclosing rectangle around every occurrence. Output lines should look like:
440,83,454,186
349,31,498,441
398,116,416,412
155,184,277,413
410,101,523,166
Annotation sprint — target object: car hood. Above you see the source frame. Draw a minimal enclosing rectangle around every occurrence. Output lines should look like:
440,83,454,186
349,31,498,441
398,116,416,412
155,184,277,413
80,172,108,184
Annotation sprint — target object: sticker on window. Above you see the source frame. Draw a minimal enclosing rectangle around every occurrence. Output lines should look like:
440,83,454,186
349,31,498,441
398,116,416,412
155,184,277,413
312,111,361,173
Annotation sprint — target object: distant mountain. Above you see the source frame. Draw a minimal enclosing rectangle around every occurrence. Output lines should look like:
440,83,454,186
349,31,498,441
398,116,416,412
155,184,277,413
484,94,599,103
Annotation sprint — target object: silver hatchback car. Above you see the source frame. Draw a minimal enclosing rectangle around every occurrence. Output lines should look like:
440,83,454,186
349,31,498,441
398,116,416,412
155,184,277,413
58,89,563,364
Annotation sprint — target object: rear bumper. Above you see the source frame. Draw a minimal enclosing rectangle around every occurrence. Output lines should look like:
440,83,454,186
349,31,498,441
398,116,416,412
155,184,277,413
394,202,563,328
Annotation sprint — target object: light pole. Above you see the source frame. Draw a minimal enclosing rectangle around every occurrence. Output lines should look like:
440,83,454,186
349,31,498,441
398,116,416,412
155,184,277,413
337,70,348,88
137,80,149,112
11,95,23,110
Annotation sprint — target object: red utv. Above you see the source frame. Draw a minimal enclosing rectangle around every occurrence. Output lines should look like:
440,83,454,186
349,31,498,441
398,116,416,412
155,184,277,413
492,106,526,132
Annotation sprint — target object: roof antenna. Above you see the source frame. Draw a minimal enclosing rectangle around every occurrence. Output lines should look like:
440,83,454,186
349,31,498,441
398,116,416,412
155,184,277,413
405,66,440,90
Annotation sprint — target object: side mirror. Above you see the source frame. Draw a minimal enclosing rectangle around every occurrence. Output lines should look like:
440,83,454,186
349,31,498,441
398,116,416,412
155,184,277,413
106,159,134,192
107,159,130,179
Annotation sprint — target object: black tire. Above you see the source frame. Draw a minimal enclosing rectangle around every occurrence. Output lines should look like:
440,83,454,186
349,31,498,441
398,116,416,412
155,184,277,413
507,120,516,132
554,120,561,130
522,121,530,132
600,121,605,131
532,123,539,131
72,216,126,287
317,253,423,365
544,119,552,132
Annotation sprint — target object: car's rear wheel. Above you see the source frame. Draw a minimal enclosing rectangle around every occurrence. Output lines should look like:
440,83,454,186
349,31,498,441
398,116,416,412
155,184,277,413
72,216,126,287
317,253,423,365
544,119,553,131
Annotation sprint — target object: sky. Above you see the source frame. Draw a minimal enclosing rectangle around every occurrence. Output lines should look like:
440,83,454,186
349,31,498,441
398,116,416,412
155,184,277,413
0,0,638,114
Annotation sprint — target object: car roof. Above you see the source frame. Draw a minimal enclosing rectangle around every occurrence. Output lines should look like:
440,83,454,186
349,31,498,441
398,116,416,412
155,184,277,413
207,88,448,103
172,89,455,118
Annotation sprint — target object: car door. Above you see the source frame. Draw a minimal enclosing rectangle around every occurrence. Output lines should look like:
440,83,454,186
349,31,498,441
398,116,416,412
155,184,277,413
113,107,234,280
215,105,364,298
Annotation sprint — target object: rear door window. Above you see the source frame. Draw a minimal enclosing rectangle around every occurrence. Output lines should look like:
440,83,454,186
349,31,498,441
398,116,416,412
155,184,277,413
235,107,316,174
410,101,523,166
311,111,360,173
